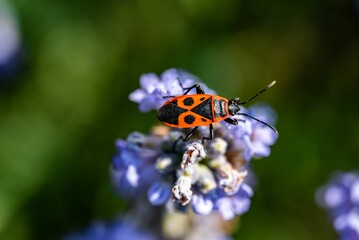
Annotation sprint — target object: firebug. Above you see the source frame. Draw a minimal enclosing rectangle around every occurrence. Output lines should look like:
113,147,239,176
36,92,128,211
157,80,277,143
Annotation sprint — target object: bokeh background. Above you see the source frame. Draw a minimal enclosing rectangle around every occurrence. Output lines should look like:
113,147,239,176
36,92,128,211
0,0,358,239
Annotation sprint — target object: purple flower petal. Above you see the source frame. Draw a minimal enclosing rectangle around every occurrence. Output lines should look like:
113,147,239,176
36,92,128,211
317,172,359,238
241,183,254,197
247,103,277,125
139,73,161,92
192,194,214,215
125,165,139,187
161,68,184,96
148,181,171,206
232,196,251,215
216,198,236,220
252,127,278,146
324,186,345,209
251,142,271,158
241,136,254,161
351,181,359,204
138,89,164,112
129,89,146,103
213,184,253,220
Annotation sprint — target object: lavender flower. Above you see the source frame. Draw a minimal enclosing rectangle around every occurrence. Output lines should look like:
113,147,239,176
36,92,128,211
112,69,278,221
316,171,359,239
111,128,256,220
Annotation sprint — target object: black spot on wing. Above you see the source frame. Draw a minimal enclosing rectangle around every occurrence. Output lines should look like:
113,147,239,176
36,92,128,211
183,97,194,106
157,102,187,125
191,97,213,120
184,115,196,124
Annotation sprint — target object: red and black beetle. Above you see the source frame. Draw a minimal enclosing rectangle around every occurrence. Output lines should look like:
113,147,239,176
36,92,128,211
157,81,277,143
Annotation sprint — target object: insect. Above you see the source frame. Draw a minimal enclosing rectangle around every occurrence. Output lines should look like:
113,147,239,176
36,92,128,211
156,80,278,144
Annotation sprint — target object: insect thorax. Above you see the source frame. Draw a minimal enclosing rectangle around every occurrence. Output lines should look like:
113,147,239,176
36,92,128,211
213,97,227,118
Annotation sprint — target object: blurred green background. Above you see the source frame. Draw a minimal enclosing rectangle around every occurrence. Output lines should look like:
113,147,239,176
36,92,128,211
0,0,358,239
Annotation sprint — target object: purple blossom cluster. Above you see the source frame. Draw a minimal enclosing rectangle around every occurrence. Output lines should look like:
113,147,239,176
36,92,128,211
316,171,359,240
111,130,257,221
112,69,278,221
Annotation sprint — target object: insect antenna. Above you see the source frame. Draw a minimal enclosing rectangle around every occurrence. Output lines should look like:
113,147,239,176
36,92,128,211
237,113,278,134
239,81,276,105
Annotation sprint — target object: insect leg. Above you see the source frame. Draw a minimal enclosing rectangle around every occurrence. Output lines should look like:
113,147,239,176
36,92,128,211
182,84,205,95
162,82,204,98
183,127,199,141
201,124,214,144
172,127,199,151
224,118,238,125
